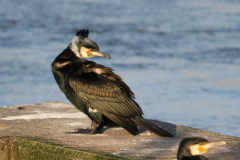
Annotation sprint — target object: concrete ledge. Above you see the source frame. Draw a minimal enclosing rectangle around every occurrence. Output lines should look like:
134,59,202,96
0,102,239,159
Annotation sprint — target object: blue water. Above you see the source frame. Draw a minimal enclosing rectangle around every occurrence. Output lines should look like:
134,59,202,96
1,0,240,137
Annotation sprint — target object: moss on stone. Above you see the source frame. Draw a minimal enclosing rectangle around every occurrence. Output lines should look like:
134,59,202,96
0,137,123,160
21,136,123,159
0,137,13,160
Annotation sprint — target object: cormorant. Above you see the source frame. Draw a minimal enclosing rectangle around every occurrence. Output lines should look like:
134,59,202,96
177,137,226,160
51,29,173,137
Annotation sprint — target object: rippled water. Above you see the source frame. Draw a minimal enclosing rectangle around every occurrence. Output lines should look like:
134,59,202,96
1,0,240,137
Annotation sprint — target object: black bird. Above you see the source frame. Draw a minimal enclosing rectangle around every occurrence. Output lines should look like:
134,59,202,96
51,29,173,137
177,137,226,160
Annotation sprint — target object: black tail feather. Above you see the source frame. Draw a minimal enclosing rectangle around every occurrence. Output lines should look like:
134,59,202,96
103,112,138,135
132,118,173,137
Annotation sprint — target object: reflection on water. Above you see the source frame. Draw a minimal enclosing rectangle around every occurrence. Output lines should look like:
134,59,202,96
0,0,240,137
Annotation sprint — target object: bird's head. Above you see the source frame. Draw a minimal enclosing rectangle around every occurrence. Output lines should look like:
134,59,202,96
177,137,226,159
69,29,110,59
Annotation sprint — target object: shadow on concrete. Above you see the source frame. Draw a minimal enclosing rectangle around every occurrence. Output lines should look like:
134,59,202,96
139,119,177,136
65,119,177,137
65,128,92,134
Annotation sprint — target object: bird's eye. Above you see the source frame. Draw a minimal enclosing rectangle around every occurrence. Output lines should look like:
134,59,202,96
199,142,202,145
86,48,93,53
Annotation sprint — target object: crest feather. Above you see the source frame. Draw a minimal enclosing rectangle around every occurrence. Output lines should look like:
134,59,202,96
76,29,89,38
69,29,90,57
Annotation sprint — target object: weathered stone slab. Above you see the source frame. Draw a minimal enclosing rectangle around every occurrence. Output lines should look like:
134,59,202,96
0,102,239,159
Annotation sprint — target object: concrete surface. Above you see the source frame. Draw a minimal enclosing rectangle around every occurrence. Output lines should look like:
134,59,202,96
0,102,239,159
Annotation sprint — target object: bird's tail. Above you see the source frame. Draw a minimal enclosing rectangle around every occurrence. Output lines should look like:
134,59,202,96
132,117,173,137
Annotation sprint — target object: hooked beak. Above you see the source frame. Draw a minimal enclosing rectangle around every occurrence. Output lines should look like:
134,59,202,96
91,51,111,59
190,141,226,156
201,141,226,150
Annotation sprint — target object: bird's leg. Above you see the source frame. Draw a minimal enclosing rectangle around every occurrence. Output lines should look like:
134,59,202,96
66,121,103,134
89,121,103,134
89,121,97,133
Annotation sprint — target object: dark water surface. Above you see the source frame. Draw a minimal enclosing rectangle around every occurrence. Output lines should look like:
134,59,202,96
1,0,240,137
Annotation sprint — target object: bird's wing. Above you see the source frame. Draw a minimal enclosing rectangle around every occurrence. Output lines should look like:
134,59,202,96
69,61,143,118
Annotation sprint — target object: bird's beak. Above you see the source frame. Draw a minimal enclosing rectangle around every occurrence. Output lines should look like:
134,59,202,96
91,51,111,59
190,141,226,156
201,141,226,151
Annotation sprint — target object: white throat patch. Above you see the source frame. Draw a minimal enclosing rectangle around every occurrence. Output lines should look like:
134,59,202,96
69,36,82,58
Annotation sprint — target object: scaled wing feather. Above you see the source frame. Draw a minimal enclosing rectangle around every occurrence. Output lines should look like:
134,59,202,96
69,61,143,118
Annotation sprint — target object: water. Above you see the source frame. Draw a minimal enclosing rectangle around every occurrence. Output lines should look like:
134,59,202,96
1,0,240,137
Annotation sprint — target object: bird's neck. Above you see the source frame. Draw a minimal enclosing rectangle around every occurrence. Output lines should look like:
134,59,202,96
178,155,208,160
51,47,87,94
177,149,192,160
51,47,86,71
